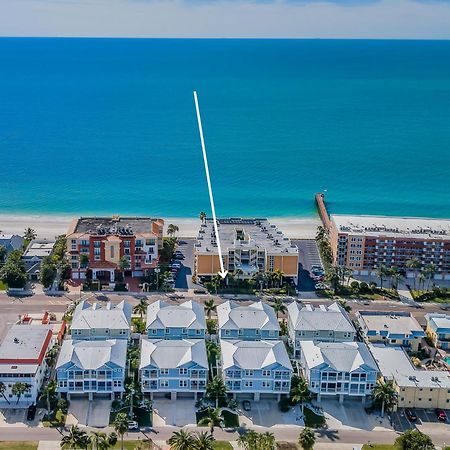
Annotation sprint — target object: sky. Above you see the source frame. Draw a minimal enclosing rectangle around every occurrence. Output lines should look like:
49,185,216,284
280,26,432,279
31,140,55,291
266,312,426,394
1,0,450,39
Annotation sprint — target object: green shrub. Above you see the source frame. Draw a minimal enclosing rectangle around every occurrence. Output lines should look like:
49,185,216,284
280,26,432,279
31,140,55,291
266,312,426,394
359,282,369,292
278,396,291,412
350,281,360,290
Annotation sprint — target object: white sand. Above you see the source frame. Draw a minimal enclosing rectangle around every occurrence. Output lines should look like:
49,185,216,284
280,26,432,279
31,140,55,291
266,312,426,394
0,214,320,240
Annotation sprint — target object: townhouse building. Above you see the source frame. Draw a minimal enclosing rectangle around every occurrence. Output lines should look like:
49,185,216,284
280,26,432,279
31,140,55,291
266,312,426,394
217,300,280,340
0,234,24,258
146,300,206,339
56,300,131,400
70,300,132,340
328,213,450,278
195,218,299,282
66,216,164,282
56,339,127,400
370,344,450,410
287,302,355,358
0,325,53,406
357,311,425,352
425,313,450,350
139,338,208,400
22,239,55,281
220,339,293,401
300,341,378,403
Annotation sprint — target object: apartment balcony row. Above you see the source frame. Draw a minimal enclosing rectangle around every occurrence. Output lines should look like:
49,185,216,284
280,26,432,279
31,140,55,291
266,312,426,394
226,385,290,393
142,383,206,391
141,373,206,379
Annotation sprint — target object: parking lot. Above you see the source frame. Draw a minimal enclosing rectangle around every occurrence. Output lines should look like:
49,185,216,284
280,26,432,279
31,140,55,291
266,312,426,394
173,239,202,291
293,239,322,292
391,408,449,433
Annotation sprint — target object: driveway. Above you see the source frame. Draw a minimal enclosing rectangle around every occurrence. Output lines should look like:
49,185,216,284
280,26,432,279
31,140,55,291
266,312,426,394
293,239,321,292
321,399,392,432
238,400,299,428
174,239,203,291
67,398,111,427
152,398,197,426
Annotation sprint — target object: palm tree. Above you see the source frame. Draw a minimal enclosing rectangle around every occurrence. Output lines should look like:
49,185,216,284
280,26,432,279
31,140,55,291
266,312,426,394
234,268,243,286
406,258,421,290
253,271,266,293
272,269,284,288
89,431,109,450
0,381,10,404
272,298,287,318
423,263,437,290
206,341,220,371
114,412,129,450
316,226,327,242
40,380,57,412
210,274,222,294
61,425,88,449
417,272,426,291
391,272,404,290
119,256,130,274
168,429,196,450
376,265,388,290
324,266,340,293
12,382,31,405
205,375,227,408
197,407,223,435
290,377,311,413
238,430,275,450
299,427,316,450
373,379,397,418
133,297,149,319
193,431,215,450
24,227,37,241
167,224,179,237
204,299,217,319
199,212,207,224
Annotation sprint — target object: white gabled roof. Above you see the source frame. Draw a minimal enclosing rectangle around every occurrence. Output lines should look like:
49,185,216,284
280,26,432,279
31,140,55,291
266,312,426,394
287,302,355,333
56,339,127,370
217,301,280,331
71,300,132,331
146,300,206,330
139,338,208,370
220,339,292,371
301,341,377,373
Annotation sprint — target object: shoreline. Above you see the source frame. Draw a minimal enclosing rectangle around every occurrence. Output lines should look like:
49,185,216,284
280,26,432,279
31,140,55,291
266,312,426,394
0,213,320,240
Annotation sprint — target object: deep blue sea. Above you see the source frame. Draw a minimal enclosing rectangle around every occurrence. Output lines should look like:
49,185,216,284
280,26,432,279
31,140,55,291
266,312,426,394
0,38,449,218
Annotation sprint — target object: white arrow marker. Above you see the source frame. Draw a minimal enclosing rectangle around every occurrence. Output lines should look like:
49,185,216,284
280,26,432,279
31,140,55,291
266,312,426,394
193,91,228,279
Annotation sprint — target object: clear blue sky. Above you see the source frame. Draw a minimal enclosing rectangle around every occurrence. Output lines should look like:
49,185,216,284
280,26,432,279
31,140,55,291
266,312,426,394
1,0,450,39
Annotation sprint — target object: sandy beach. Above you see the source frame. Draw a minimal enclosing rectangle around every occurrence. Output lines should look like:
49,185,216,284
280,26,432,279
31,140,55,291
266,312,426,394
0,214,320,240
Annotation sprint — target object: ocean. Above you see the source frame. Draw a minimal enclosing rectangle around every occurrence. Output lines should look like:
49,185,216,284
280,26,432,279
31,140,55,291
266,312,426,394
0,38,449,219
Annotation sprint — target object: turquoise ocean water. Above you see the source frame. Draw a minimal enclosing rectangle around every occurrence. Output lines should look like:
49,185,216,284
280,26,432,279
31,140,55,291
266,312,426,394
0,38,449,218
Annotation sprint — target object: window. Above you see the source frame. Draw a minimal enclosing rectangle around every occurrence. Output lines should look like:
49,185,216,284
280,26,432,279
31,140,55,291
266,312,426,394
244,370,253,376
110,246,114,258
165,328,170,334
269,330,275,337
179,380,188,388
182,328,187,334
179,368,188,375
113,380,122,387
262,381,271,388
160,369,169,375
160,380,169,388
224,330,231,336
255,329,260,335
238,329,243,336
262,370,271,377
195,329,202,335
244,381,253,388
151,329,158,335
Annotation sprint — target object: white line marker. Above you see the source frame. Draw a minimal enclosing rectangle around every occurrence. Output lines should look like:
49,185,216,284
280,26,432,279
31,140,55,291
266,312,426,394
193,91,228,279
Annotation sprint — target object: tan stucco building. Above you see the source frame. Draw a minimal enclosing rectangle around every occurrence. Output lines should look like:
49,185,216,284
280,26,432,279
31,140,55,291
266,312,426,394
194,218,299,282
370,344,450,410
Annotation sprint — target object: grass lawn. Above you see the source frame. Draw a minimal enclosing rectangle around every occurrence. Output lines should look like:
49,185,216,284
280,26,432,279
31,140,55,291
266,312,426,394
213,442,233,450
361,445,400,450
0,281,7,290
196,409,239,428
42,409,66,427
0,443,38,450
303,406,326,428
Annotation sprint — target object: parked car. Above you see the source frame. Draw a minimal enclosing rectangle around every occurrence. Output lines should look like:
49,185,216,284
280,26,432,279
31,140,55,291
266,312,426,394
436,409,447,422
128,421,139,430
243,400,251,411
315,282,329,290
26,404,36,421
405,408,417,421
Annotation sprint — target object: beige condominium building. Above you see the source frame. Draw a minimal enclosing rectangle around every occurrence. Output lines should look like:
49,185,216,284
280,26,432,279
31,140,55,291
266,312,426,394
194,218,299,282
328,214,450,279
370,344,450,410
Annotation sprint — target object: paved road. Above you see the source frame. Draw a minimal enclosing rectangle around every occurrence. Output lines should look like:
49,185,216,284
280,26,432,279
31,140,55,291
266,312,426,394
0,423,449,446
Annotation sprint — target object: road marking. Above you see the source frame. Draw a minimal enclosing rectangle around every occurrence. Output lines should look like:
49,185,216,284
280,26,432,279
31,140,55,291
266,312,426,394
193,90,227,279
